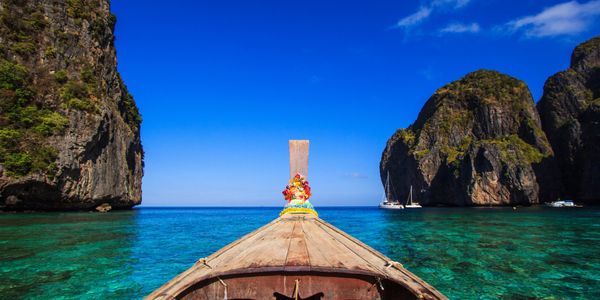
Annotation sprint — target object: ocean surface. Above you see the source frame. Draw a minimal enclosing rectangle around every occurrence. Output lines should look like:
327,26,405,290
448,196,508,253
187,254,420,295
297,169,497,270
0,206,599,299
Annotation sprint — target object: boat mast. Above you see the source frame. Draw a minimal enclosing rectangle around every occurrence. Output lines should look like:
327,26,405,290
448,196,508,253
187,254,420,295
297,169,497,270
407,185,413,205
386,171,398,203
385,171,390,202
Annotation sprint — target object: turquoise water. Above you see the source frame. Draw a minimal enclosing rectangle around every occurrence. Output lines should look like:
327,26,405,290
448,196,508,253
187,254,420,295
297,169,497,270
1,207,599,299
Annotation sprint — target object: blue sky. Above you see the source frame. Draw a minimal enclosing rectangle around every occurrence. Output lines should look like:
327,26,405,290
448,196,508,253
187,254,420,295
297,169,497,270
111,0,600,206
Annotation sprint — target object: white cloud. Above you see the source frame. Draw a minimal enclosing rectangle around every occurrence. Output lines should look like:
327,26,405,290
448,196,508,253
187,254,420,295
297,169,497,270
506,0,600,37
397,6,433,27
440,22,481,33
396,0,472,29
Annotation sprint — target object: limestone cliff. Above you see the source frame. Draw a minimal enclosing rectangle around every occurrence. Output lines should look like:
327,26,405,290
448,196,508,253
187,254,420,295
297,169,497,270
0,0,143,210
537,36,600,204
380,70,554,206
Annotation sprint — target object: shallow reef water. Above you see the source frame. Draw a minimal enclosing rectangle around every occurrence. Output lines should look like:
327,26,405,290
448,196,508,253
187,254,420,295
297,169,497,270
0,206,599,299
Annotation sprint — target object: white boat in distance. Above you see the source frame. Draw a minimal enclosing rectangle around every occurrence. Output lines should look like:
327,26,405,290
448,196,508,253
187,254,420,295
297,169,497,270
404,185,422,209
379,201,404,209
546,200,576,207
379,172,404,210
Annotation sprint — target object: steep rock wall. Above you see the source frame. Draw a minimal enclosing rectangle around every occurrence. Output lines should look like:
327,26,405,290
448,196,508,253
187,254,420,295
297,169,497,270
537,36,600,204
0,0,143,210
380,70,554,206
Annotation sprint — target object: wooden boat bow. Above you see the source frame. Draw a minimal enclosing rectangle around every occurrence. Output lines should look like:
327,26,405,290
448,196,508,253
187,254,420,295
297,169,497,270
146,213,447,300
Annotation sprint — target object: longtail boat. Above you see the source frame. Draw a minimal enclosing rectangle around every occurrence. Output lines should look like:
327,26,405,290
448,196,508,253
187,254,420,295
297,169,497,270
147,141,447,300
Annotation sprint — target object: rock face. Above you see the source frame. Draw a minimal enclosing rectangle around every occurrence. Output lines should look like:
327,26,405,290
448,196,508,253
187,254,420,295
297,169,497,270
0,0,143,210
537,36,600,204
380,70,554,206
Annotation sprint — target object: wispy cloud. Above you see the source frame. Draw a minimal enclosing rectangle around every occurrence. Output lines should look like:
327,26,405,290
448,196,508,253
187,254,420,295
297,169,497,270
440,22,480,34
395,0,472,29
505,0,600,37
309,75,321,84
397,6,432,28
342,172,368,179
418,66,438,80
435,0,471,9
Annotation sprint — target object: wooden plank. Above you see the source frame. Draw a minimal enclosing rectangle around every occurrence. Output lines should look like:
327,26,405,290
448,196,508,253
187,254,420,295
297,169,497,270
289,140,309,178
216,217,294,270
203,217,283,270
299,220,333,269
313,218,389,275
146,218,283,299
313,218,448,299
301,218,370,272
284,220,310,268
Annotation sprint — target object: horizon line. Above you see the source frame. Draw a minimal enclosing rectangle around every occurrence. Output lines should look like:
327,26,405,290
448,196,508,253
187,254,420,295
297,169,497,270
137,205,378,208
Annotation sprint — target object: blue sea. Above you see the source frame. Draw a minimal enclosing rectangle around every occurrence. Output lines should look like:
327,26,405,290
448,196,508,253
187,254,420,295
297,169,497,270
1,207,599,299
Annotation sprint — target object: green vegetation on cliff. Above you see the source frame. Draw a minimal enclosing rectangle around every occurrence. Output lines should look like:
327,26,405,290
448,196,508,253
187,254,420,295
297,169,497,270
572,36,600,66
0,0,143,210
477,135,547,165
0,60,66,177
397,128,415,146
60,80,99,113
381,69,554,206
117,74,142,129
0,0,142,178
400,70,548,166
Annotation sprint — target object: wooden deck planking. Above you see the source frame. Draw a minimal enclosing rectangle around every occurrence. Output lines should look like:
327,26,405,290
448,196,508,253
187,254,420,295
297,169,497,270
284,220,311,268
299,220,334,269
216,217,294,271
301,218,378,273
313,218,447,298
313,218,390,275
149,218,283,298
203,218,281,270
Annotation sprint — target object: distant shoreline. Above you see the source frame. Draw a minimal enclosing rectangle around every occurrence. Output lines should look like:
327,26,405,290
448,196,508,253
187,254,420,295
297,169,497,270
2,204,598,213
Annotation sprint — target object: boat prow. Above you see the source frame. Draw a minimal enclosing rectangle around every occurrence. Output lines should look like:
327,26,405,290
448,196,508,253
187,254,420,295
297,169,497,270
146,213,446,300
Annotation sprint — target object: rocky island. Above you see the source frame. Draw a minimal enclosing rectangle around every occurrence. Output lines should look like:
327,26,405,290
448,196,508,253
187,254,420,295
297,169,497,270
0,0,143,210
538,36,600,205
381,70,553,206
381,36,600,206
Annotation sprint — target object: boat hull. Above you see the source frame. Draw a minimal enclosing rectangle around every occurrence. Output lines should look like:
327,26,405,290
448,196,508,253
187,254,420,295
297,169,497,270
404,204,422,209
379,202,404,210
546,200,575,207
177,271,418,299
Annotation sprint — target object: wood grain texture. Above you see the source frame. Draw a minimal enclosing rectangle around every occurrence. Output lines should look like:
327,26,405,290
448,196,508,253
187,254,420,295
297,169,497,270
289,140,309,178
